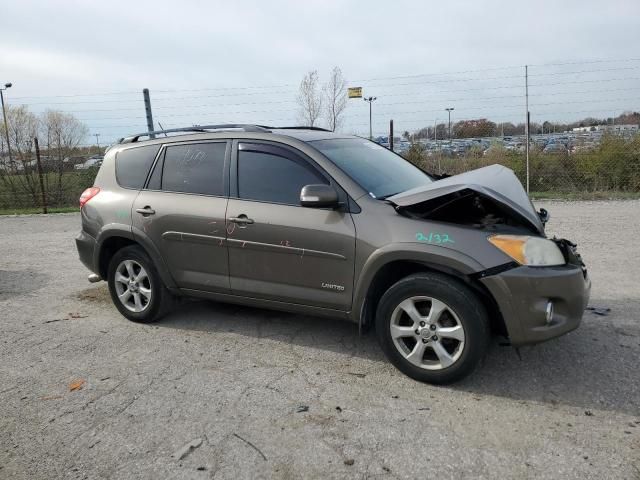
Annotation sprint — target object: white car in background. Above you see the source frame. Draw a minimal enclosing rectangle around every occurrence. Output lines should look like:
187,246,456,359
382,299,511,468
74,156,104,170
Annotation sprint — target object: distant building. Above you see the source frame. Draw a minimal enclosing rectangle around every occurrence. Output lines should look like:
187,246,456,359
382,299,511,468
572,124,639,133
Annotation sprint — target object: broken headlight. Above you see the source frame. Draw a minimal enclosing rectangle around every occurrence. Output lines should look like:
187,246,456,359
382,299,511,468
488,235,566,266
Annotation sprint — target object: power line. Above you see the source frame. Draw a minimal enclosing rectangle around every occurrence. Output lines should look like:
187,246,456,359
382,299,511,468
10,56,640,101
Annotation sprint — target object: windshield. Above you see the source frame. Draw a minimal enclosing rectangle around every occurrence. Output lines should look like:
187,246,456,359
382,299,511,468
311,138,433,199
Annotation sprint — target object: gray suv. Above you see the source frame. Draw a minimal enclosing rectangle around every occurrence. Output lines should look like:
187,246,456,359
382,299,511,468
76,125,591,384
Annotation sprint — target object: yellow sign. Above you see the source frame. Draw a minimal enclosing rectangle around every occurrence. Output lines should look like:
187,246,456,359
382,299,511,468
348,87,362,99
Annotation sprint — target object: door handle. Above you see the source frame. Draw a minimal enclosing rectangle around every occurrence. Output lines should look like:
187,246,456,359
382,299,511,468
229,215,254,225
136,206,156,216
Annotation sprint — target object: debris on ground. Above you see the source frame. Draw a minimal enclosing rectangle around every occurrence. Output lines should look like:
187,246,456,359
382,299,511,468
347,372,366,378
296,405,309,413
586,306,611,316
233,433,266,461
335,406,342,413
68,312,88,319
69,379,86,392
172,438,203,460
585,410,594,416
344,459,355,466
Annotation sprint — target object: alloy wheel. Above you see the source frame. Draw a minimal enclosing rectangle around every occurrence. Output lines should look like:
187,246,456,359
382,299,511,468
113,259,152,313
390,296,466,370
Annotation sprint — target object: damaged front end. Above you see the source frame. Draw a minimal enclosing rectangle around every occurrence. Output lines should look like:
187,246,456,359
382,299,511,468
386,164,591,346
388,164,547,235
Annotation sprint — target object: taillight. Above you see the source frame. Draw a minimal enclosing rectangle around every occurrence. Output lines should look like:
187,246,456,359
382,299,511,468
79,187,100,208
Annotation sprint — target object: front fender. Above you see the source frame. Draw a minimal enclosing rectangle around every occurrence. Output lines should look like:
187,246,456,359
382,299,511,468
351,242,486,323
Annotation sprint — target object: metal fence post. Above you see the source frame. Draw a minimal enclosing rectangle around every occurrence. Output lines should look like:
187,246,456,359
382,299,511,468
143,88,155,139
34,137,47,213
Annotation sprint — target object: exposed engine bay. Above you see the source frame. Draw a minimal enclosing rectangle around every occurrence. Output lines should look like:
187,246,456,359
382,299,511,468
394,188,541,234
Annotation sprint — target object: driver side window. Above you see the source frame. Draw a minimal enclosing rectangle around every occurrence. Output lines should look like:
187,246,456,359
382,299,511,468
237,145,328,205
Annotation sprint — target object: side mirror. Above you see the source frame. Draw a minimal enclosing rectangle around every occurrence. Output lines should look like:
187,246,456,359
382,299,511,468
300,184,339,208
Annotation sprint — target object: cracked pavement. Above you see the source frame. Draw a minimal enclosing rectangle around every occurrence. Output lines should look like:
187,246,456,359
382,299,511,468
1,201,639,479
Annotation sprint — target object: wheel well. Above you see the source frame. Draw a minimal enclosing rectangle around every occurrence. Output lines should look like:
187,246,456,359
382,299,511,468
98,236,138,279
361,260,507,337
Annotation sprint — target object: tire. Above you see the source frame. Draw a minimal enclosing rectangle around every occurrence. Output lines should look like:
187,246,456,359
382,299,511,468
107,245,175,323
375,272,490,384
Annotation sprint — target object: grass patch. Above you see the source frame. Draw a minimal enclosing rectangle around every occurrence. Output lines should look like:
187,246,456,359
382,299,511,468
530,191,640,201
0,206,79,215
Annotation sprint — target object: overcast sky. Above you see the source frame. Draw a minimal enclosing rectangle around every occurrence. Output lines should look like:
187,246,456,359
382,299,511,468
2,0,639,143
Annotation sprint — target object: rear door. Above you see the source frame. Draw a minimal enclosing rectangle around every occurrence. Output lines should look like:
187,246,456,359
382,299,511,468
226,141,356,311
132,140,230,292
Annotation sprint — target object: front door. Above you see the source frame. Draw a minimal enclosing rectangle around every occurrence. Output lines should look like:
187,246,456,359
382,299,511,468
132,141,230,292
226,142,356,311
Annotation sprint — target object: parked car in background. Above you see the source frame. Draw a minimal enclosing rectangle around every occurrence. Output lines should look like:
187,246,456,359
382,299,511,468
74,155,104,170
543,143,568,154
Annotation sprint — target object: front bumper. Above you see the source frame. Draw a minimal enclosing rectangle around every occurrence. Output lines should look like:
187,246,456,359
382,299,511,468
75,230,98,274
480,254,591,346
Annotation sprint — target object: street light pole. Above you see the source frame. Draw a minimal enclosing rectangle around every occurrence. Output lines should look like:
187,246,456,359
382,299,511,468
0,82,13,164
363,96,377,140
445,107,454,146
94,133,101,151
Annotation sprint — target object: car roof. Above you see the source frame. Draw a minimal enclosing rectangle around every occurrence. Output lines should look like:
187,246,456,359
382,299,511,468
111,126,357,151
269,128,353,142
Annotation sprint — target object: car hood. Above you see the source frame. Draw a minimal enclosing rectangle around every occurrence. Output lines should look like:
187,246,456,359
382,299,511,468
388,164,545,234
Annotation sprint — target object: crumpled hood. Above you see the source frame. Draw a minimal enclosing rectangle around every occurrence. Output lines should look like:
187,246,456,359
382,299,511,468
388,164,545,234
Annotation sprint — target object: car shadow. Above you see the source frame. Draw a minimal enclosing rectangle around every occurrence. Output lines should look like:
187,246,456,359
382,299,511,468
157,297,639,416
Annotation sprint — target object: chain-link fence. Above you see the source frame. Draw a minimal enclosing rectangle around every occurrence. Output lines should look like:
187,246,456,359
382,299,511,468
0,153,99,213
1,131,639,213
400,130,640,198
2,58,640,212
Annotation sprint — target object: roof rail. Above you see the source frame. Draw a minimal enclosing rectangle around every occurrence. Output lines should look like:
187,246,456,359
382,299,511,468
118,124,271,144
275,126,332,132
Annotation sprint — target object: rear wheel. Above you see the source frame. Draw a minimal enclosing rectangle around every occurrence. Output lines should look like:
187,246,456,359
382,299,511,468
107,245,175,323
375,272,490,384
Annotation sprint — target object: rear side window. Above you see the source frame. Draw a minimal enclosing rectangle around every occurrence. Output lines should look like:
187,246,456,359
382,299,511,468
159,143,227,196
115,145,161,189
238,149,327,205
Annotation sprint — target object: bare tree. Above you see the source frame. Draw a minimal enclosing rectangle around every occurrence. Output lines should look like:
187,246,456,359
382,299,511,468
40,110,89,205
0,106,40,208
296,70,322,126
323,67,348,132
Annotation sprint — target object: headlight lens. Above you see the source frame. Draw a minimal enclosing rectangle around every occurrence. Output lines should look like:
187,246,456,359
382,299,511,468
488,235,565,266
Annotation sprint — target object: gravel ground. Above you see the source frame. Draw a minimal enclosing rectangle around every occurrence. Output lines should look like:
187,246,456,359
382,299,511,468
1,201,639,480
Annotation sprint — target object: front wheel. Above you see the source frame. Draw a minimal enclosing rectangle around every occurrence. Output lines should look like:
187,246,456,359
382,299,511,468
375,272,490,384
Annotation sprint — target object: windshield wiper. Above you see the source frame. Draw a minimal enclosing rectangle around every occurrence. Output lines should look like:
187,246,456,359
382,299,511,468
379,191,403,200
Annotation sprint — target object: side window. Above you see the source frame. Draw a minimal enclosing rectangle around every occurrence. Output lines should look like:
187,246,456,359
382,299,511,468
238,147,327,205
160,142,227,196
115,145,160,189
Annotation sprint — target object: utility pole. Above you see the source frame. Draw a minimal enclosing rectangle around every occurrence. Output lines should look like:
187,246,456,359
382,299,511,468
525,65,530,194
94,133,101,151
389,119,394,152
363,96,377,140
445,107,454,146
143,88,155,139
0,82,13,164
